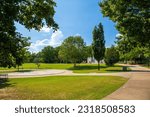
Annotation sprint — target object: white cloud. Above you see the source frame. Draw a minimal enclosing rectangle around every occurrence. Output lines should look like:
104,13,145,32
40,26,52,33
29,30,64,53
116,34,123,38
49,30,64,46
74,33,81,36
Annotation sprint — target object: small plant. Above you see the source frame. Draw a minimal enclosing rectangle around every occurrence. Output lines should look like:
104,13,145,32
33,57,41,69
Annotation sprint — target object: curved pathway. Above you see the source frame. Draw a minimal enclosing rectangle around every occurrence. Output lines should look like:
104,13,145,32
7,64,150,99
8,70,67,78
8,69,132,78
104,65,150,100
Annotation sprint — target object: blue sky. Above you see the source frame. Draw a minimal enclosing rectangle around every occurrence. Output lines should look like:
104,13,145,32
16,0,118,53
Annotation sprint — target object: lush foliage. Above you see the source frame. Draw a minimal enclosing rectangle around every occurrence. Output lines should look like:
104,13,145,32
59,36,86,67
116,35,150,66
0,0,58,68
100,0,150,46
92,23,105,70
41,46,56,63
0,35,30,68
104,46,119,66
85,45,93,58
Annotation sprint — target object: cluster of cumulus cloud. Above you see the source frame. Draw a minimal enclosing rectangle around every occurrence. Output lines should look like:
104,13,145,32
29,26,64,53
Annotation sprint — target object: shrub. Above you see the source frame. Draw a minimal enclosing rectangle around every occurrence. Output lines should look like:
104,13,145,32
104,46,119,66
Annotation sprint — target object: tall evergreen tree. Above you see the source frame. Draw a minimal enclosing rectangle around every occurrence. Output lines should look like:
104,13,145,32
92,23,105,70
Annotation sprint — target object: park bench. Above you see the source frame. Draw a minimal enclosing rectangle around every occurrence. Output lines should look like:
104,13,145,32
0,74,8,79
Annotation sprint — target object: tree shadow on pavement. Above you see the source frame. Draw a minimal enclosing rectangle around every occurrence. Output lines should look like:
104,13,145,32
130,70,150,73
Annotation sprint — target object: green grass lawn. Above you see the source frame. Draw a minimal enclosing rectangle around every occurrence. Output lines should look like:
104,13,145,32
0,76,127,100
140,64,150,69
0,63,130,73
71,64,130,73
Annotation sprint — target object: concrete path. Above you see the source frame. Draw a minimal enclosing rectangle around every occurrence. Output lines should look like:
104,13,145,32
7,64,150,100
8,69,132,78
104,65,150,100
8,70,68,78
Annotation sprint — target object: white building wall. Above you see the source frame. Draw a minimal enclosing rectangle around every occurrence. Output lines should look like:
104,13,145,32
87,57,105,64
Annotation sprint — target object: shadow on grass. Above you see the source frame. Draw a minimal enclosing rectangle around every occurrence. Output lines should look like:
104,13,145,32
68,65,108,70
106,70,130,72
0,78,14,89
17,70,33,73
0,70,33,74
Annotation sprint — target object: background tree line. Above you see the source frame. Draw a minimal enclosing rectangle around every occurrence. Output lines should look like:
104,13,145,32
1,0,149,70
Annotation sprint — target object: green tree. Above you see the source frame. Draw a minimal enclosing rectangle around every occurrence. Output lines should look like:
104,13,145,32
85,45,93,57
126,47,148,64
115,34,149,65
0,0,58,68
15,37,31,70
92,23,105,70
104,46,119,66
144,47,150,67
41,46,56,63
23,51,32,63
0,33,30,68
54,46,62,63
59,36,86,67
100,0,150,46
115,35,135,63
33,53,43,69
1,0,58,31
28,53,37,63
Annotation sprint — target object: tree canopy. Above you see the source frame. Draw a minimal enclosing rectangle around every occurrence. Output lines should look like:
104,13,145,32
41,46,56,63
0,0,58,68
100,0,150,46
59,36,86,67
116,34,150,65
1,0,58,31
104,46,119,66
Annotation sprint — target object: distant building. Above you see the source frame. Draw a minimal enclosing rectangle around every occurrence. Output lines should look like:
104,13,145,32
87,57,105,64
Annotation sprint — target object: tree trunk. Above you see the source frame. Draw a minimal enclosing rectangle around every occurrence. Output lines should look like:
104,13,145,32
148,59,150,68
98,61,100,71
17,65,19,71
74,62,76,68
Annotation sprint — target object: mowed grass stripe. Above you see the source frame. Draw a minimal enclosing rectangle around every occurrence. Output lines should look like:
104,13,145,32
0,76,128,100
0,63,131,73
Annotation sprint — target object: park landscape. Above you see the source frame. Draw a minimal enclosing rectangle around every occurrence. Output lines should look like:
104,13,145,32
0,0,150,100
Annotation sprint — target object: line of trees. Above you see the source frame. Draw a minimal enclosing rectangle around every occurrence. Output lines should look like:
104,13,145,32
100,0,150,67
26,36,91,67
26,23,120,70
1,0,149,70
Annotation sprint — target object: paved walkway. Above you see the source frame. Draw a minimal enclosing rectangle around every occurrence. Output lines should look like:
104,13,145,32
8,69,132,78
7,64,150,100
8,70,67,78
104,65,150,100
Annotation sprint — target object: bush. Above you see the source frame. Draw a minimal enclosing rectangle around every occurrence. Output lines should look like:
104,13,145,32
104,46,119,66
